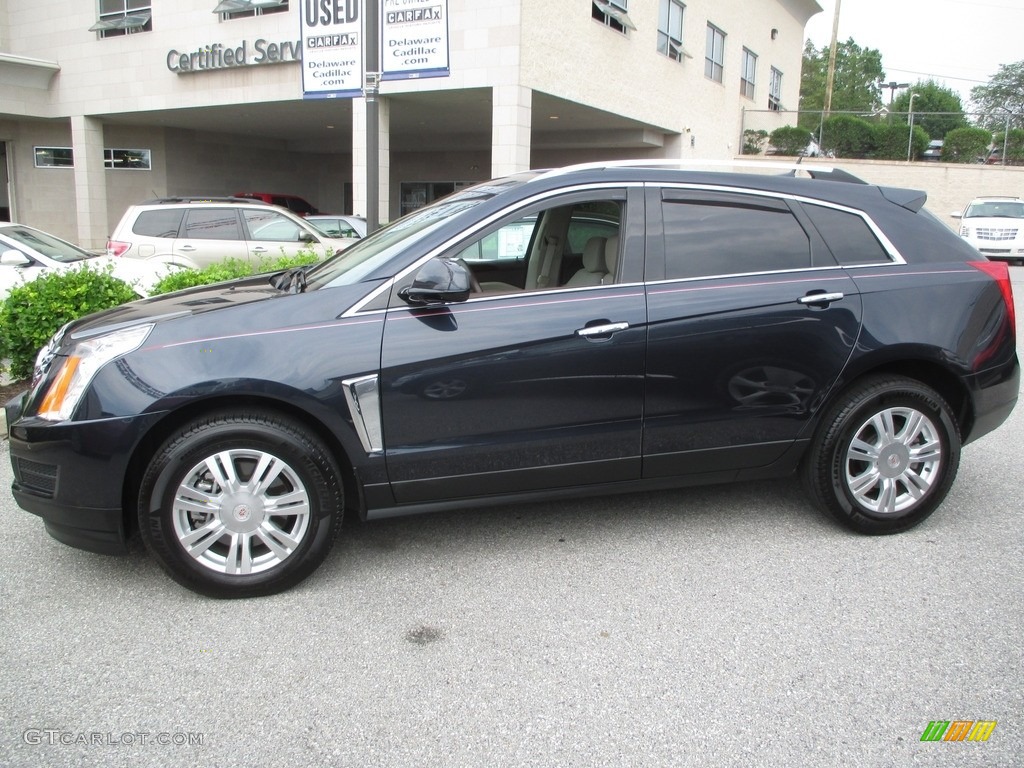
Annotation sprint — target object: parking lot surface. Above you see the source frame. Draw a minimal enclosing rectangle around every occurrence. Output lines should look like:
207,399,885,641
1,276,1022,768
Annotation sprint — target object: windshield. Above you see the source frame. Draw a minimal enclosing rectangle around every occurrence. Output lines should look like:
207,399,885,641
0,225,91,263
303,197,487,289
965,201,1024,219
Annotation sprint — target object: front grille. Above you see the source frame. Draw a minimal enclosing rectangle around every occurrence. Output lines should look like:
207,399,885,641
13,457,58,497
976,227,1019,241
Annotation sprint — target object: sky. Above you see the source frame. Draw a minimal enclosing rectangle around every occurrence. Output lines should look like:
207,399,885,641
802,0,1023,110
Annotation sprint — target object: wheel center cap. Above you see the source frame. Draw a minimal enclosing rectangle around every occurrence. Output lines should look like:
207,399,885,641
233,504,251,522
221,493,265,533
879,444,910,478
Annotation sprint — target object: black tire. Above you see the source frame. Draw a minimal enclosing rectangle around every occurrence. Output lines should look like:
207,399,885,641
802,375,961,534
138,410,343,598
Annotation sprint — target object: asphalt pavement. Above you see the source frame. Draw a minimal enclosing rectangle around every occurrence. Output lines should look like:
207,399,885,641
1,275,1022,768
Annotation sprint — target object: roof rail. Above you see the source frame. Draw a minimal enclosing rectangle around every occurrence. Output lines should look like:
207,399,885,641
139,196,271,205
533,158,867,184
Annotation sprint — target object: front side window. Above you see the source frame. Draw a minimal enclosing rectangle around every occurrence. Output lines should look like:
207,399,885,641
657,0,685,61
243,210,308,242
769,67,783,111
452,199,623,293
705,24,725,82
592,0,635,33
214,0,288,20
741,48,757,100
91,0,152,37
662,192,810,279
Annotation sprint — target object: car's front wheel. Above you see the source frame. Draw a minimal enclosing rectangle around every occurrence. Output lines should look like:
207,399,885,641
138,411,343,598
802,375,961,534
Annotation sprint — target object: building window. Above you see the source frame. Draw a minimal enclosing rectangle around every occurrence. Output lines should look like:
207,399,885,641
89,0,152,37
592,0,635,34
105,149,152,170
769,67,783,111
740,48,757,100
214,0,288,20
705,24,725,82
657,0,686,61
34,147,74,168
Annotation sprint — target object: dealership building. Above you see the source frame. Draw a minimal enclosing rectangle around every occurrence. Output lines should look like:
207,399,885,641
0,0,819,248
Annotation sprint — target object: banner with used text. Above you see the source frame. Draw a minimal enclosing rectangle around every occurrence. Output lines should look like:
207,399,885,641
381,0,450,81
300,0,363,98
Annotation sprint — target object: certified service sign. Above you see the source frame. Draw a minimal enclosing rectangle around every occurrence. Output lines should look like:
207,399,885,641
381,0,450,81
301,0,363,98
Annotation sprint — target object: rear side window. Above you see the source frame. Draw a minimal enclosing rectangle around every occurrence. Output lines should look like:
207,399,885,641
662,192,810,279
182,209,242,240
132,209,184,238
802,203,891,265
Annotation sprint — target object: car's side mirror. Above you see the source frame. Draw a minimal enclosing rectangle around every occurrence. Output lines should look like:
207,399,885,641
0,249,31,267
950,212,962,219
399,257,472,305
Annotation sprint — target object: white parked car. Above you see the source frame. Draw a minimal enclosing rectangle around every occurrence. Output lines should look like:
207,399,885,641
106,197,356,270
0,222,169,300
952,196,1024,265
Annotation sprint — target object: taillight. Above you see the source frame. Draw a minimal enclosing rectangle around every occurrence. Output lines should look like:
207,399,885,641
970,260,1016,332
106,239,130,257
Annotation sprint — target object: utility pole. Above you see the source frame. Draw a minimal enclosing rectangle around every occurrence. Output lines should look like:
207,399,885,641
365,0,380,233
823,0,841,116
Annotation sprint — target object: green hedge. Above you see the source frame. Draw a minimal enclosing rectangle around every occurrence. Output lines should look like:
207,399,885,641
1,251,324,381
0,266,139,380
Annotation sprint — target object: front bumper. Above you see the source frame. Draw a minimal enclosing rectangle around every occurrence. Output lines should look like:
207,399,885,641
7,394,164,555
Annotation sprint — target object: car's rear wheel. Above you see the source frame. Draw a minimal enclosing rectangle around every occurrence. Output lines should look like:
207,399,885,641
138,411,342,598
802,375,960,534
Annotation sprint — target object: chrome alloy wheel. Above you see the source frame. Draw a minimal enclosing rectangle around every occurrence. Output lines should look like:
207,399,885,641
171,449,311,575
844,406,942,515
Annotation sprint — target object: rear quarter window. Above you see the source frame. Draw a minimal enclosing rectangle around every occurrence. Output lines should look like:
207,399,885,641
132,209,185,238
802,203,891,265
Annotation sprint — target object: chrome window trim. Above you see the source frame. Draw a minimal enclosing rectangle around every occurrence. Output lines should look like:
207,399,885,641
343,182,644,317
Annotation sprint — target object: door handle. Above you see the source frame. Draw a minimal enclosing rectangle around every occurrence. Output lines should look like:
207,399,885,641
798,291,844,306
576,322,630,338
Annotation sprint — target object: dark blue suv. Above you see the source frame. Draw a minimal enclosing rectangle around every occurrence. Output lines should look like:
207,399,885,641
6,162,1019,597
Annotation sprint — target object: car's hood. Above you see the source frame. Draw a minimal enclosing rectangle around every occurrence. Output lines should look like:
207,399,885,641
62,273,383,340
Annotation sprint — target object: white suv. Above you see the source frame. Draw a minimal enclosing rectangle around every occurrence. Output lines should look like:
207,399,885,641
953,196,1024,265
106,197,356,270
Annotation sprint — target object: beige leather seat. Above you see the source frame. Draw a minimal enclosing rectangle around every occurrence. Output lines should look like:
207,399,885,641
564,236,608,287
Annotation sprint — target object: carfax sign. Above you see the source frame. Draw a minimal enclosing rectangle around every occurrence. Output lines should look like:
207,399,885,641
300,0,363,98
381,0,450,81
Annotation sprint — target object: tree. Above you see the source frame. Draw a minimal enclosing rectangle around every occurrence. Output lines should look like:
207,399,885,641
891,81,968,140
970,60,1024,131
799,38,884,131
942,127,991,163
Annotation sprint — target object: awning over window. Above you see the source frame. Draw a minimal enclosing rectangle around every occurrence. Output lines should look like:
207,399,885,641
88,11,151,32
212,0,286,12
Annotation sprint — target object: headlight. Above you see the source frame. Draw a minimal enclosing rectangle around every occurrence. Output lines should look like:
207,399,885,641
36,324,153,421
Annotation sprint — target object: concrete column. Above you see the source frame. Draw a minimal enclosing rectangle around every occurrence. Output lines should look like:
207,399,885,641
70,115,107,250
352,96,391,223
491,85,531,177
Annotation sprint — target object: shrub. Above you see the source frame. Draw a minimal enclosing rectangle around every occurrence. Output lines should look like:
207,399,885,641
821,115,874,157
872,123,929,160
0,265,139,380
768,125,811,155
742,129,769,155
942,127,991,163
149,248,324,296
